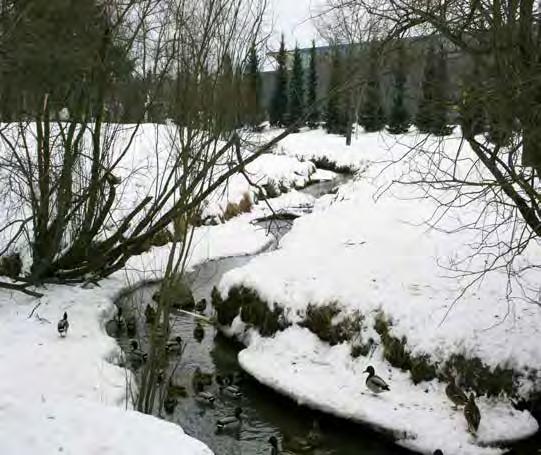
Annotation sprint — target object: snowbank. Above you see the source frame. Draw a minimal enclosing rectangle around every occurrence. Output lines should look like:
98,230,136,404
239,327,537,455
216,129,541,453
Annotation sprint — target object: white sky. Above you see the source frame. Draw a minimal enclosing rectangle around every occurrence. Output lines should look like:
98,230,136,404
269,0,326,49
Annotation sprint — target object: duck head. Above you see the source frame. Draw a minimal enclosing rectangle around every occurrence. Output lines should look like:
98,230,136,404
63,312,68,320
363,365,375,376
175,335,182,344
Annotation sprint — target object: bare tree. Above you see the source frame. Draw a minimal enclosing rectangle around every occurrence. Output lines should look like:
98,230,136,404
324,0,541,305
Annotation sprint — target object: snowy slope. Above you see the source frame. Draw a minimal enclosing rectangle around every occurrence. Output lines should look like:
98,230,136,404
216,129,541,453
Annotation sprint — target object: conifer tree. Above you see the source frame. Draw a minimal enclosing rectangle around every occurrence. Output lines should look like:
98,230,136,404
289,46,305,128
270,35,288,126
415,42,450,135
360,45,385,132
245,43,262,128
307,40,319,128
387,43,410,134
326,49,346,134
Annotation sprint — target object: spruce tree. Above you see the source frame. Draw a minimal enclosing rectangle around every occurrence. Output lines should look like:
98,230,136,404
416,42,450,135
289,46,305,128
307,40,319,128
360,45,386,132
326,49,346,134
270,35,288,127
387,44,410,134
245,43,262,129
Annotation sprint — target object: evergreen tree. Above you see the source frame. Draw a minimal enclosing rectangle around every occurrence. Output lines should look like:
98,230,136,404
459,60,486,138
387,43,410,134
307,40,319,128
415,42,450,135
360,45,385,132
270,35,289,126
245,43,262,128
289,46,305,128
326,49,346,134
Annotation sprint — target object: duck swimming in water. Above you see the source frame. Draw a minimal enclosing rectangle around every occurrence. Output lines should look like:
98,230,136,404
216,407,242,431
363,365,390,393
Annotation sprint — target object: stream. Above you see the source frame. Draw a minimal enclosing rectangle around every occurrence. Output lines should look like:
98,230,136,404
108,174,540,455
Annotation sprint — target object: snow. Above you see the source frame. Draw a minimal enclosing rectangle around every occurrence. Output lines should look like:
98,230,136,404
239,327,538,455
216,129,541,453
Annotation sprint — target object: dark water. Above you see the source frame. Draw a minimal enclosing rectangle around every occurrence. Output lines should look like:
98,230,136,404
108,173,540,454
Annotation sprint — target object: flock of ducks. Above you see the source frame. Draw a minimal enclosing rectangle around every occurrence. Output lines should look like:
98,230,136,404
58,306,481,453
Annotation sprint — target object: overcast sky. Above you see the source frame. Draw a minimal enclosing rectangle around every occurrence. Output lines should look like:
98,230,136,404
270,0,326,49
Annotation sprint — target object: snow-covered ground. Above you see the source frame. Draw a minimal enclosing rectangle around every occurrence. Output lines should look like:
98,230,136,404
0,213,277,454
0,125,328,454
216,129,541,454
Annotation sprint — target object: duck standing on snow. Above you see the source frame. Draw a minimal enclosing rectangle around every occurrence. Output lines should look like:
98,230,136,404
445,376,468,408
57,312,69,337
464,393,481,434
363,365,390,393
216,407,242,432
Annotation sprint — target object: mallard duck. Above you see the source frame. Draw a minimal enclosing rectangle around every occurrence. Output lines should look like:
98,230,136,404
193,322,205,342
464,393,481,434
363,365,390,393
216,407,242,431
282,433,314,453
165,336,183,354
163,395,178,414
196,391,216,404
445,376,467,408
57,312,69,337
128,339,147,367
195,298,207,312
126,316,137,337
145,304,156,324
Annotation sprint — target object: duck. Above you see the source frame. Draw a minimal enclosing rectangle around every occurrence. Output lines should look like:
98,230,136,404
445,375,467,408
126,316,137,337
196,391,216,404
193,322,205,342
167,378,188,397
57,312,69,337
128,339,148,367
163,395,178,414
145,304,156,324
464,393,481,434
195,298,207,312
165,335,183,354
433,450,444,455
216,407,242,431
216,377,241,399
363,365,390,393
282,420,322,453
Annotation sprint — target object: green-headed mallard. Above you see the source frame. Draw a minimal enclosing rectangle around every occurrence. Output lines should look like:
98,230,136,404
216,407,242,431
144,303,156,324
128,339,147,368
464,393,481,434
363,365,390,393
166,335,183,354
196,391,216,404
57,312,69,337
445,376,467,408
163,395,178,414
193,322,205,342
195,298,207,312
